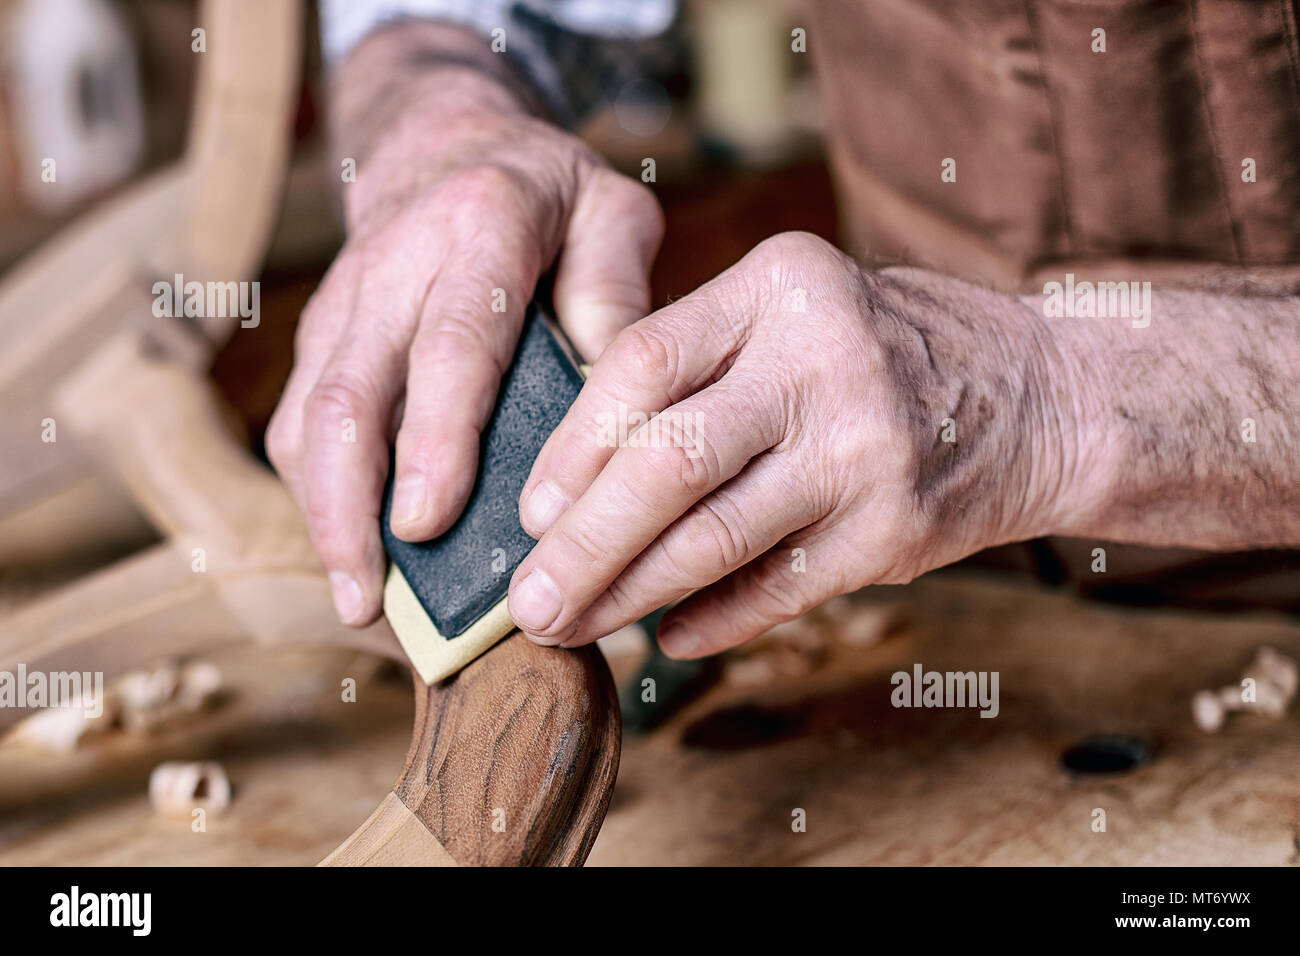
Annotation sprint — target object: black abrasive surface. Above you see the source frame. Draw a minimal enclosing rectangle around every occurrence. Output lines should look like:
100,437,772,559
380,306,585,639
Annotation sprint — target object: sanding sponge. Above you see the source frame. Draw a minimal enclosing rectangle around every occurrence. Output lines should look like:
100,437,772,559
381,305,586,684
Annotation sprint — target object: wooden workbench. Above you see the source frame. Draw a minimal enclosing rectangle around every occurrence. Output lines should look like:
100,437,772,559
3,568,1296,866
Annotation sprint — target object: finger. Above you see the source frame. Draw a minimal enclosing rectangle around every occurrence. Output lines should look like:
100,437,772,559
300,261,420,625
389,228,540,541
552,169,664,361
557,451,821,646
508,378,785,642
266,255,363,505
654,536,833,659
518,286,754,538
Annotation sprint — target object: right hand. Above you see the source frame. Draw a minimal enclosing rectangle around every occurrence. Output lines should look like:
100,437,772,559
266,53,664,627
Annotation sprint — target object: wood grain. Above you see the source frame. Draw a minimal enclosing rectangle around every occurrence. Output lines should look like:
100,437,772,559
321,794,458,867
391,635,620,866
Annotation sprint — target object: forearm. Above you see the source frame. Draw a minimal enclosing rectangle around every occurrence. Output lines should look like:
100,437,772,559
869,267,1084,562
1043,286,1300,550
332,20,546,156
876,267,1300,556
327,21,564,239
328,22,543,216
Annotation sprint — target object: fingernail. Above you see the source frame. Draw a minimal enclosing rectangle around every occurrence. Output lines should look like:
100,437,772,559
329,572,365,625
392,474,428,528
659,621,701,658
520,479,568,535
510,568,564,635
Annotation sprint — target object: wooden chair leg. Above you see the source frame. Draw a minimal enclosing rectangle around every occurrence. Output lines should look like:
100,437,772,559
323,636,620,866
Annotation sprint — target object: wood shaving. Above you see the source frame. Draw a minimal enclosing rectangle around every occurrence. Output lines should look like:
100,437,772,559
1192,646,1298,733
3,657,221,752
148,761,231,815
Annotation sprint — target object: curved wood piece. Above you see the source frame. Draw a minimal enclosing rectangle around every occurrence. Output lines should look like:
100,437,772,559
180,0,302,334
0,0,301,395
324,635,620,867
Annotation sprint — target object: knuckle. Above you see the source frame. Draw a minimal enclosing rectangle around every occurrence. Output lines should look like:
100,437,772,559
429,167,548,265
264,408,299,473
414,319,506,379
302,505,378,573
354,227,403,277
293,280,350,356
754,230,836,264
606,172,665,239
800,232,842,263
644,434,716,496
610,324,677,386
305,378,371,434
599,573,641,622
302,504,347,562
444,164,527,209
552,518,608,571
441,166,546,251
750,561,812,621
746,231,850,307
650,535,694,583
678,498,750,571
309,532,359,577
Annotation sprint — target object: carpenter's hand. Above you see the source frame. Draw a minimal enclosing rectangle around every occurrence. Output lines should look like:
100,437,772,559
267,37,663,626
508,231,1095,656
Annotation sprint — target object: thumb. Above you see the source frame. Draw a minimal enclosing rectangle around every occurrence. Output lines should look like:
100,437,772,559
552,168,664,361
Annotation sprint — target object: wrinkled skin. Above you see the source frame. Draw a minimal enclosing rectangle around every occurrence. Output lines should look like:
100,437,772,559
267,46,663,626
508,231,1092,656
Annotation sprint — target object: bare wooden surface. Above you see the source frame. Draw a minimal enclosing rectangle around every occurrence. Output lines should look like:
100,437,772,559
3,570,1298,865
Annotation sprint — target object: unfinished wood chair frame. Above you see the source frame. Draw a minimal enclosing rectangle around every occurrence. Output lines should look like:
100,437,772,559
0,0,620,865
0,0,300,562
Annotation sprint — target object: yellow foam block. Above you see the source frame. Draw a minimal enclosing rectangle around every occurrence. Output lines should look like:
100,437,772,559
384,564,516,685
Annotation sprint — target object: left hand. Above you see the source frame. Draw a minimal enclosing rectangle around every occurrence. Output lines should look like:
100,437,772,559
507,231,1097,658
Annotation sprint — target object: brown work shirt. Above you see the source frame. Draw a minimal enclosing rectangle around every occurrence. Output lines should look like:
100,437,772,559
805,0,1300,608
808,0,1300,294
